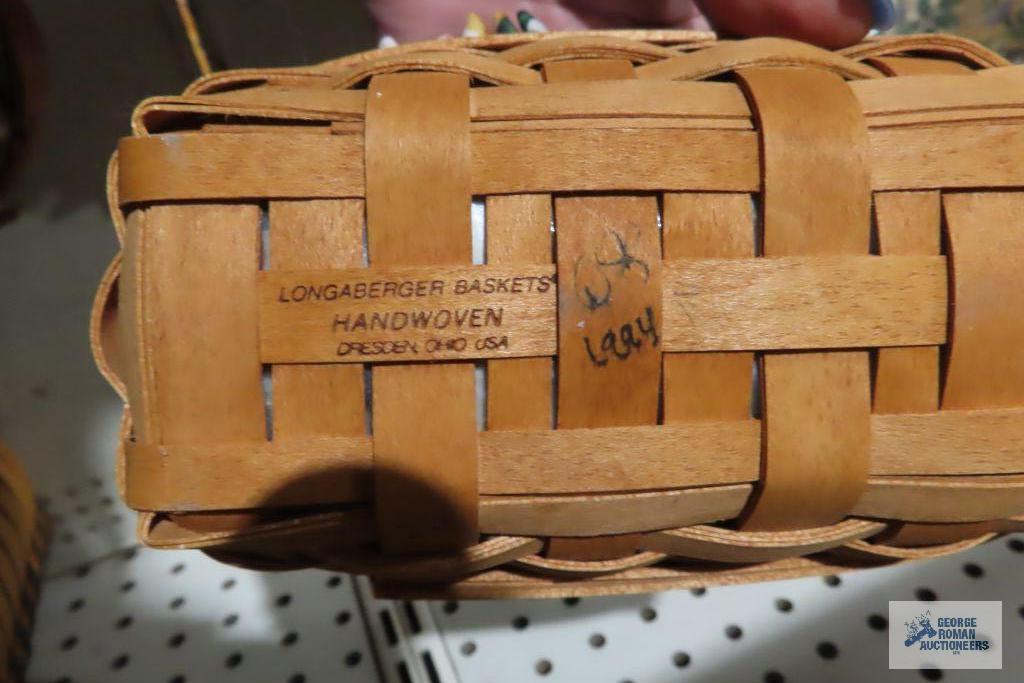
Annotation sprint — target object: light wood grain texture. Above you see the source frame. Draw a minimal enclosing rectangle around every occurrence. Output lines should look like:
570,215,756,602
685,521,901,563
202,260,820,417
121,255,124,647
259,255,944,363
141,204,265,446
662,255,946,351
663,193,754,422
259,264,555,363
873,191,941,414
125,438,372,510
635,37,880,81
554,196,662,426
502,34,678,66
485,194,553,431
867,56,973,76
479,421,759,493
942,192,1024,409
875,521,996,547
269,200,366,438
479,486,753,536
365,72,478,554
140,70,1024,134
854,475,1024,522
545,57,655,559
122,407,1024,512
737,67,872,531
119,119,1024,203
646,519,883,564
118,210,150,441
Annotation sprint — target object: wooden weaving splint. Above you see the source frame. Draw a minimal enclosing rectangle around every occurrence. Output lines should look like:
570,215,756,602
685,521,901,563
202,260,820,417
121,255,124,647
0,441,47,679
93,30,1024,598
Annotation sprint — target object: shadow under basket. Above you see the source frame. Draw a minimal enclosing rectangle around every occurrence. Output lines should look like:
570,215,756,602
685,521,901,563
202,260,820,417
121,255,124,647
93,29,1024,598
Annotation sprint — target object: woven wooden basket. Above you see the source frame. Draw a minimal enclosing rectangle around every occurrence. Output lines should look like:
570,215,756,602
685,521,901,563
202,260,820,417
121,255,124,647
93,30,1024,598
0,441,46,678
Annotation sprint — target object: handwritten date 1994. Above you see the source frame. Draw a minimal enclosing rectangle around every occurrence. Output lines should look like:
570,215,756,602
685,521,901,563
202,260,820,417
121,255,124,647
582,306,659,367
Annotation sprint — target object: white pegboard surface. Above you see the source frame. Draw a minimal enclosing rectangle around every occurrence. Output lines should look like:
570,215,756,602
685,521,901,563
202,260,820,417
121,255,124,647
425,537,1024,683
31,548,379,683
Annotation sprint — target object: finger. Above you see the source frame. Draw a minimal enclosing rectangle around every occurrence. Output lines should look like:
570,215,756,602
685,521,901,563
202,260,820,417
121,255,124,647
695,0,876,49
366,0,585,42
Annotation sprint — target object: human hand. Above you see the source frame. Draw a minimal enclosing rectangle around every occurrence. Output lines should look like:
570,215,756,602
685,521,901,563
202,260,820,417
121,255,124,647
365,0,895,50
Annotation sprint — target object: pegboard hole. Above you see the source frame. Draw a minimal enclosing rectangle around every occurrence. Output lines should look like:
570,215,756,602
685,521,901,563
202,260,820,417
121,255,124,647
225,653,243,669
562,597,580,607
690,587,707,597
345,651,363,667
170,562,186,575
119,580,135,593
640,607,657,622
535,659,553,676
513,615,530,630
868,614,888,631
222,613,239,627
915,588,938,602
920,667,944,681
443,600,459,614
60,635,78,651
1008,538,1024,553
281,631,298,647
288,675,306,683
725,624,743,640
823,575,841,587
111,654,130,671
168,675,186,683
764,672,785,683
67,597,85,613
221,578,236,591
168,633,186,648
775,598,793,613
326,575,342,588
460,641,477,656
115,615,133,630
336,610,352,626
169,596,186,610
962,562,984,578
589,633,606,649
276,593,292,608
672,651,691,668
816,641,839,659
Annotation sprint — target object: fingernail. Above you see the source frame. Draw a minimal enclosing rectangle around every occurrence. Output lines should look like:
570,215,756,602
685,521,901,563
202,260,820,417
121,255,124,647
495,13,519,34
462,12,486,38
517,10,548,33
869,0,896,31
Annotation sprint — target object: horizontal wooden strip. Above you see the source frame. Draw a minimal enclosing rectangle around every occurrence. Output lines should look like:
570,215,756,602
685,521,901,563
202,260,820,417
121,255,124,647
262,256,945,364
479,486,753,536
124,438,373,511
478,422,760,494
645,519,884,564
125,408,1024,512
662,255,947,351
260,264,556,363
118,120,1024,204
140,71,1024,135
853,475,1024,522
872,408,1024,475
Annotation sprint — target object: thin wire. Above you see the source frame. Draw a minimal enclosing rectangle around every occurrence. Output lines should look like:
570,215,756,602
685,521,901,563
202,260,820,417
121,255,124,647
174,0,212,76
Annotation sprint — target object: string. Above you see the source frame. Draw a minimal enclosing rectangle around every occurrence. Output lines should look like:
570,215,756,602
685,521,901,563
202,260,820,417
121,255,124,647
174,0,212,76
